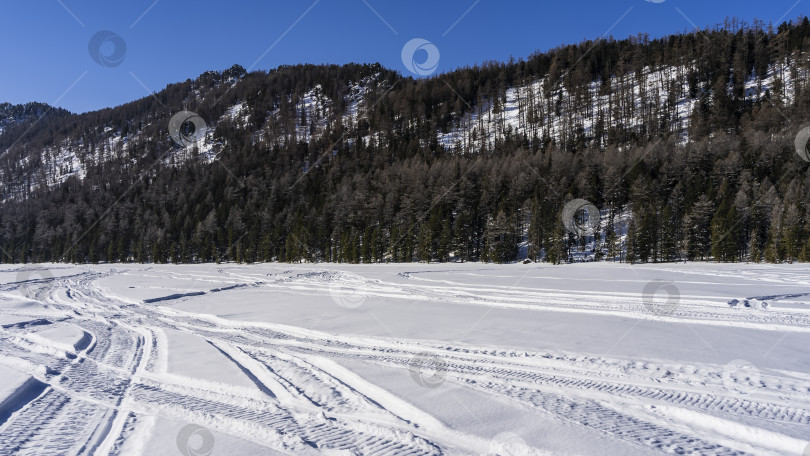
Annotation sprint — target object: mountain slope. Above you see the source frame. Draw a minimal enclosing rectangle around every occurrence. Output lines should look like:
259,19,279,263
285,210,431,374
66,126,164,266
1,18,810,265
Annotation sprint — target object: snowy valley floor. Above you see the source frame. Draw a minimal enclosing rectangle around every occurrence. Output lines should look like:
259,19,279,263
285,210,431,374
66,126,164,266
0,262,809,455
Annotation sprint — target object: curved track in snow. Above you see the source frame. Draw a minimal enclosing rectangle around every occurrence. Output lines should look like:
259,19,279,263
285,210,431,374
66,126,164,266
0,265,808,455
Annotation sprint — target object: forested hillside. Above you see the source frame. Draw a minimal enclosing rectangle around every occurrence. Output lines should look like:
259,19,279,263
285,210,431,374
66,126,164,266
2,18,810,265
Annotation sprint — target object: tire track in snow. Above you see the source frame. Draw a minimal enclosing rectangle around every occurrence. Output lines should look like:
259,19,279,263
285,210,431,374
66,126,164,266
0,270,453,455
2,266,808,455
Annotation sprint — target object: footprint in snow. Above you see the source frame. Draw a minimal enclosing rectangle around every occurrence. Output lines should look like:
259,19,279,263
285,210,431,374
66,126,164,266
727,298,768,309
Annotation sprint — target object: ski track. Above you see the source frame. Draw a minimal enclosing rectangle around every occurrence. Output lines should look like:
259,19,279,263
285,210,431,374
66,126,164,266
0,267,807,455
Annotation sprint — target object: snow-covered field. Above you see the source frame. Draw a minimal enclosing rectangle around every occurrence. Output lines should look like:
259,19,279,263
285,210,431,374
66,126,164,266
0,262,808,455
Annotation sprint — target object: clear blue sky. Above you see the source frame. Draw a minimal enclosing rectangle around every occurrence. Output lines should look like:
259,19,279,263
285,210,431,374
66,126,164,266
0,0,805,113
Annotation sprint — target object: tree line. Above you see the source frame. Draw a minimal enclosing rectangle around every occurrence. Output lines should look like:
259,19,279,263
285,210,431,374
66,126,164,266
1,18,810,265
